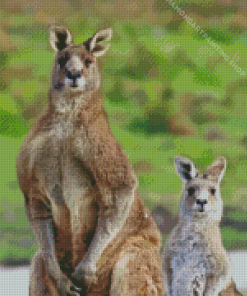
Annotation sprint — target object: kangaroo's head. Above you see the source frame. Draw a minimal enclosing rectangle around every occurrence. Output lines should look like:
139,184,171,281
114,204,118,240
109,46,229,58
174,156,226,222
49,25,112,94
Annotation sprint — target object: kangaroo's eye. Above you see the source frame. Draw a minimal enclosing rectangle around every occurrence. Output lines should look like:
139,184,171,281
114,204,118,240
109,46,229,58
210,188,216,195
187,187,196,196
85,59,92,68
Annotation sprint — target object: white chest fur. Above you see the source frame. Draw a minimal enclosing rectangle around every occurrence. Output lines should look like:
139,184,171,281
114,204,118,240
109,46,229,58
30,108,93,213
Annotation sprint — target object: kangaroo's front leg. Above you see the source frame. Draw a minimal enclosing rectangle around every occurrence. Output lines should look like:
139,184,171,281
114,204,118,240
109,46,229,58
203,255,231,296
72,187,135,285
204,273,232,296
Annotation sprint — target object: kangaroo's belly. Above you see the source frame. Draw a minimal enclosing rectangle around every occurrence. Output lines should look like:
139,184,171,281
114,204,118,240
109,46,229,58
171,234,214,295
32,129,99,268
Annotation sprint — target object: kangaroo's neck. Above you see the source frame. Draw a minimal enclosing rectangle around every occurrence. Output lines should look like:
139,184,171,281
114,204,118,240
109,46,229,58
48,87,104,125
179,214,220,231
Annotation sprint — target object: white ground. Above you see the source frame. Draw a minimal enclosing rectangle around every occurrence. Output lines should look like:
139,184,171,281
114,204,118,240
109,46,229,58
0,266,30,296
0,251,246,295
228,251,247,293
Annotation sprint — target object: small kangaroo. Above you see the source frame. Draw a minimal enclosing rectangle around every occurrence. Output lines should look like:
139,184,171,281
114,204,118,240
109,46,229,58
162,156,242,296
16,25,164,295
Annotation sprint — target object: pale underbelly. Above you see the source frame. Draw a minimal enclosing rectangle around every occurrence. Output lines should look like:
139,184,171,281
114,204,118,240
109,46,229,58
171,239,214,294
34,140,98,264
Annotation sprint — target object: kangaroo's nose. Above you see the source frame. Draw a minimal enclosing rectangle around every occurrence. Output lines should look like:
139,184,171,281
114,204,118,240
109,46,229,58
66,70,81,80
196,199,208,205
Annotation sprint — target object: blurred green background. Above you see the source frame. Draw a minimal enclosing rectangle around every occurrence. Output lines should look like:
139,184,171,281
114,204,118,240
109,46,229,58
1,0,247,270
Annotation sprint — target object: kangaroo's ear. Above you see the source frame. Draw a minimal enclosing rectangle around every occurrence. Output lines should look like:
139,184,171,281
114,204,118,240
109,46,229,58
84,28,112,57
206,156,226,183
174,156,197,182
50,24,73,52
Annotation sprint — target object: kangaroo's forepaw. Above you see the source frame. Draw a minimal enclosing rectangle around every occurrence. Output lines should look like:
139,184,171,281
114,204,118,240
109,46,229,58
72,261,98,286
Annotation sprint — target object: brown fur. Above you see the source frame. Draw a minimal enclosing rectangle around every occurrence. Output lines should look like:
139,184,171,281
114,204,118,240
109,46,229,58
16,25,164,296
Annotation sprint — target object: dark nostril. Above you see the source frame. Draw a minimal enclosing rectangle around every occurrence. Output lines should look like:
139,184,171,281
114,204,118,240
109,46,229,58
196,199,207,205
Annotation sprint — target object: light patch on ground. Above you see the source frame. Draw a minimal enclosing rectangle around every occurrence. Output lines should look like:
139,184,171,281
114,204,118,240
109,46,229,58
0,251,246,295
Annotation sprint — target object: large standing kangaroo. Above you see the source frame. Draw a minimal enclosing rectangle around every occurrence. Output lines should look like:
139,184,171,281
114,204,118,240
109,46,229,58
16,25,165,296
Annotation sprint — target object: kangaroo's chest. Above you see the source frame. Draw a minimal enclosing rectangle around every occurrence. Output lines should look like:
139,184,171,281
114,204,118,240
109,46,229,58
172,232,212,270
32,119,97,227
